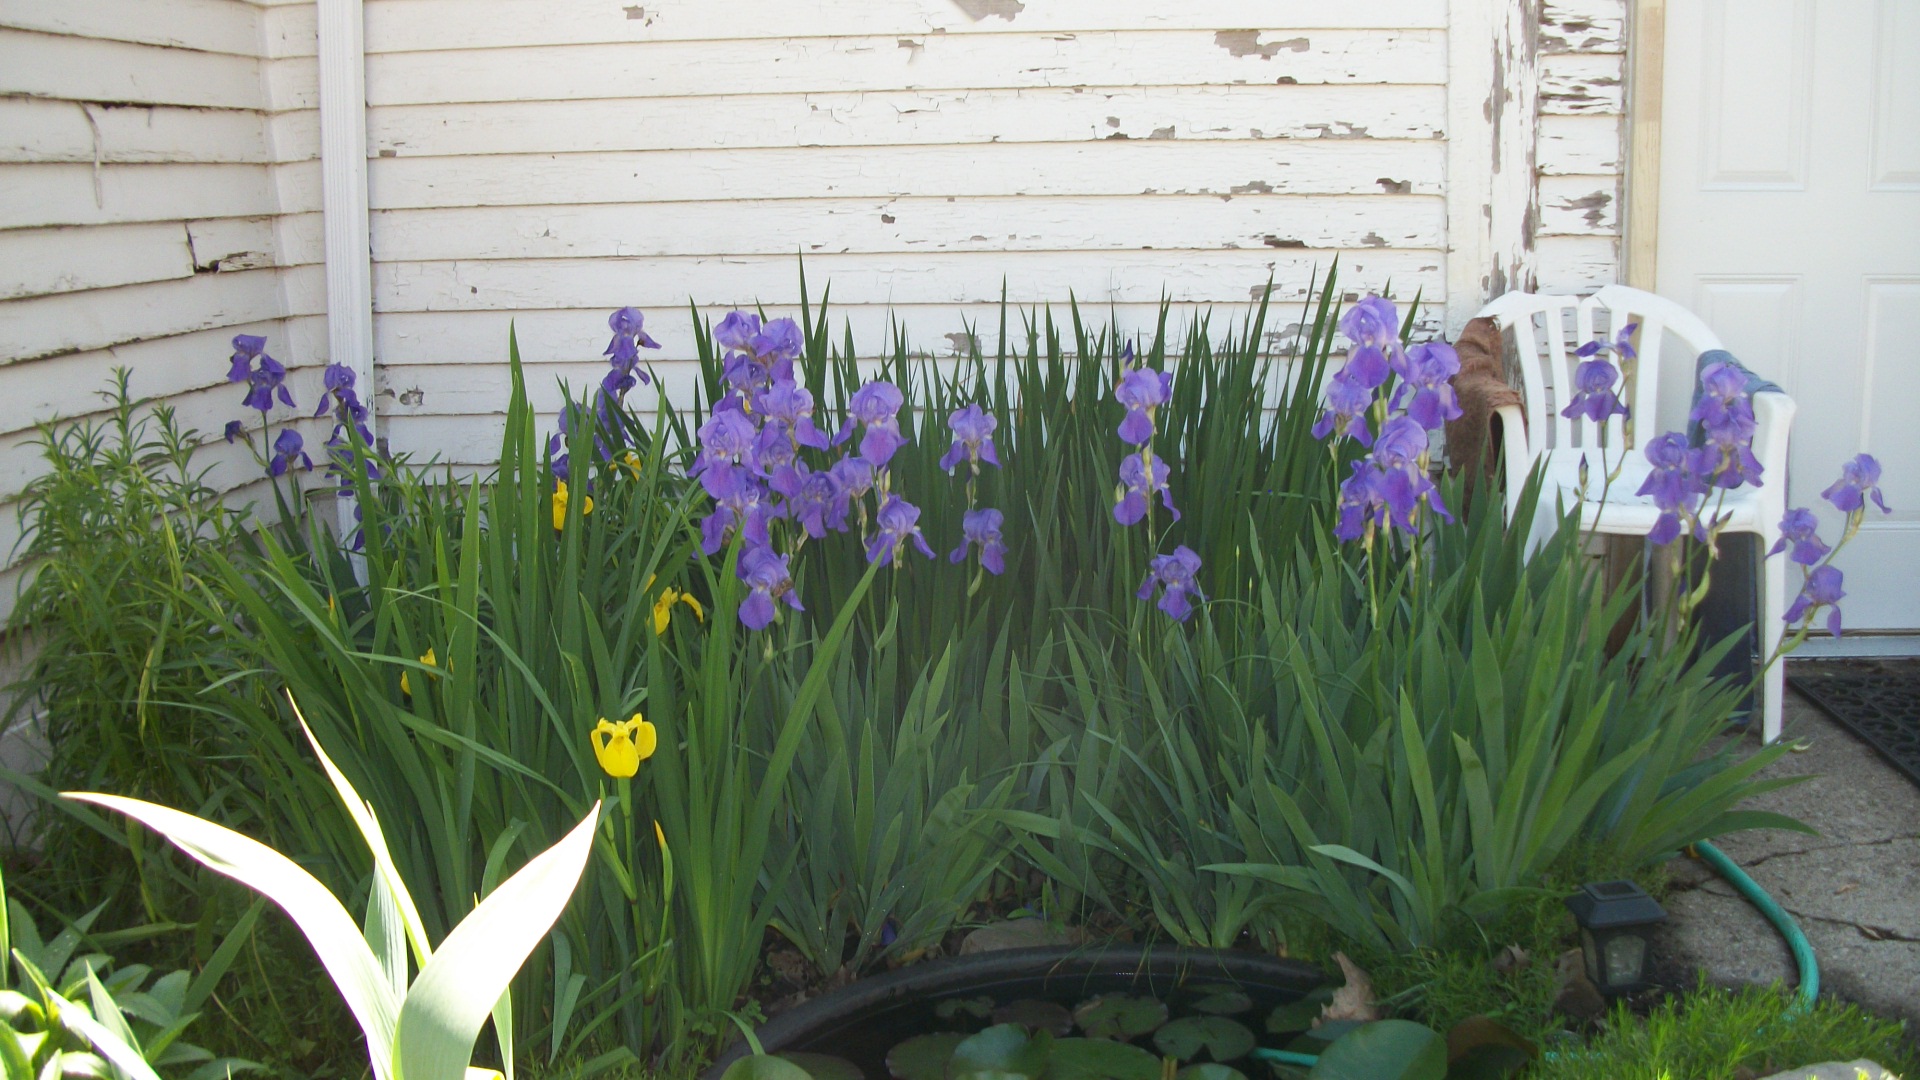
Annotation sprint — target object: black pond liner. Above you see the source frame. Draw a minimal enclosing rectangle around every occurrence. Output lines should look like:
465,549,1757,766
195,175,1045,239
700,944,1327,1079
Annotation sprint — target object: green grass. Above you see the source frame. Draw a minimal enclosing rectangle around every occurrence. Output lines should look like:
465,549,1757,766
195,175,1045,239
1532,982,1918,1080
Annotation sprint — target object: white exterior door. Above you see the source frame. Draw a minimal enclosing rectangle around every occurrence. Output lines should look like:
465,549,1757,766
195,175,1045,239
1656,0,1920,635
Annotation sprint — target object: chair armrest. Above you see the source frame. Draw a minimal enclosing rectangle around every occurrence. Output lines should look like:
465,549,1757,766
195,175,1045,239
1493,402,1530,522
1752,390,1796,515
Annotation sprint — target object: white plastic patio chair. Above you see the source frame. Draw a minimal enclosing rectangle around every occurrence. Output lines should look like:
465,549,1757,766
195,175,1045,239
1473,284,1796,743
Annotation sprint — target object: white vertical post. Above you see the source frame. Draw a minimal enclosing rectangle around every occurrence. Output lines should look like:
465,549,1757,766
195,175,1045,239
315,0,375,541
1447,0,1539,333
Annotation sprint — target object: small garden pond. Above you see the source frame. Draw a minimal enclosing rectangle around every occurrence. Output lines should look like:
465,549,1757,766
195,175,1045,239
706,946,1326,1080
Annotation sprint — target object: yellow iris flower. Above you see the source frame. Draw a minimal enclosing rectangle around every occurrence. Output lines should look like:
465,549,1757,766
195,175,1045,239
400,647,437,697
618,451,644,480
552,480,593,531
652,587,705,635
590,713,657,779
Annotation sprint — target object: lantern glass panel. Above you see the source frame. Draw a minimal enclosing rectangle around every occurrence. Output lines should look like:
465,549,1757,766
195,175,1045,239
1603,932,1647,988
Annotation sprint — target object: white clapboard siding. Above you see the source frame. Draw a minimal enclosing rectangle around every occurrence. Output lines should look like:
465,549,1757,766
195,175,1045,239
0,0,263,56
1540,0,1626,54
2,265,326,366
368,141,1446,211
366,31,1447,108
374,297,1365,371
0,29,265,112
1534,236,1620,294
375,251,1443,315
0,99,272,165
371,195,1444,264
1537,175,1619,237
1531,0,1626,293
1539,53,1624,115
369,85,1448,158
364,0,1449,50
0,222,195,302
0,0,324,599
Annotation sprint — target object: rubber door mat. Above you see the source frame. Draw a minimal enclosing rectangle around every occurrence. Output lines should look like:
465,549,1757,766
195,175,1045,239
1788,659,1920,789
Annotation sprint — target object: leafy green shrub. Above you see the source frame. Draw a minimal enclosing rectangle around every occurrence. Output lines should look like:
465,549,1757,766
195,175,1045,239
3,372,265,920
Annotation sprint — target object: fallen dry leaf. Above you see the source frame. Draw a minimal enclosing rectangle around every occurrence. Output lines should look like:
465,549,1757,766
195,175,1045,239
1835,882,1860,895
1492,943,1531,975
1315,951,1383,1026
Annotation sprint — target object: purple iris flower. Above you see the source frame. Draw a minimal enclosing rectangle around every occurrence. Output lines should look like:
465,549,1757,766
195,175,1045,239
1783,564,1846,638
229,334,294,414
1333,460,1375,542
830,455,875,527
223,420,246,444
269,428,311,476
1637,431,1703,545
1337,295,1402,390
1821,454,1891,514
1689,363,1761,488
714,311,761,352
603,307,659,399
692,409,762,490
1560,356,1630,425
1368,416,1452,531
1137,545,1205,623
608,306,662,351
757,382,831,450
1768,508,1830,567
227,335,265,383
737,543,802,630
1114,360,1173,446
849,381,909,467
866,495,936,566
1577,322,1639,362
1340,295,1401,352
751,318,803,362
832,454,875,500
939,404,1001,472
1312,372,1376,446
699,467,775,556
1392,341,1463,430
1114,452,1179,526
313,363,357,417
772,462,843,539
950,507,1007,574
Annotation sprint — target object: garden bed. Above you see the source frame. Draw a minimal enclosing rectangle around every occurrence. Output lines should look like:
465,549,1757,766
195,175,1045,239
3,272,1908,1078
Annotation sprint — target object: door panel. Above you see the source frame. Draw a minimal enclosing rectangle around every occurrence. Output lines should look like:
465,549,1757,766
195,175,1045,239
1659,0,1920,634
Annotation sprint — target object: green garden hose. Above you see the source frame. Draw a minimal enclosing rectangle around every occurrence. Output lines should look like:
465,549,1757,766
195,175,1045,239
1692,839,1820,1007
1248,1048,1321,1067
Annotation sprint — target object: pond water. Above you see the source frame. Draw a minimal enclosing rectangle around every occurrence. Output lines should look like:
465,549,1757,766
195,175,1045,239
784,963,1320,1079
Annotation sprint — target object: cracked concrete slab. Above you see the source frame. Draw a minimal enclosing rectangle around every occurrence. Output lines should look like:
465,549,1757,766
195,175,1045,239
1655,692,1920,1026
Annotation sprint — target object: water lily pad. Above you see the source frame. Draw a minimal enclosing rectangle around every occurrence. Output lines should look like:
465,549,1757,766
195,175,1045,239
888,1033,967,1080
779,1052,866,1080
1045,1038,1161,1080
1152,1017,1255,1062
1176,1066,1248,1080
1304,1019,1446,1080
992,998,1075,1035
722,1057,816,1080
947,1024,1052,1080
937,996,995,1022
1265,988,1334,1034
1187,986,1252,1016
1072,993,1169,1039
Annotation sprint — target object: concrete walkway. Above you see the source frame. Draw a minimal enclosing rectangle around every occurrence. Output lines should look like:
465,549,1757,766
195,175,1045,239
1657,690,1920,1026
